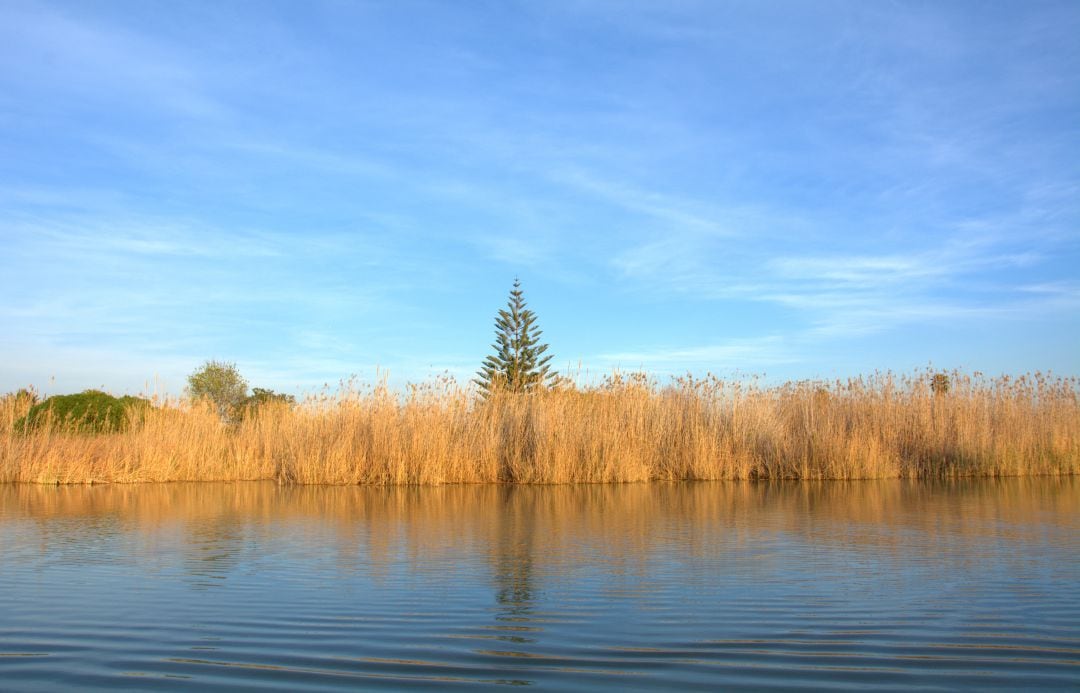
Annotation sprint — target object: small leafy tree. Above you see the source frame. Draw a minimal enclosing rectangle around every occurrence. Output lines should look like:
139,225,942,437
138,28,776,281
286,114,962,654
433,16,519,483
187,360,248,420
475,279,556,394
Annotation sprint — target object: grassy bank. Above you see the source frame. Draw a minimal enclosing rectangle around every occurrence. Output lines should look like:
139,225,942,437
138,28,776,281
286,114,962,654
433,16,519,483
1,370,1077,484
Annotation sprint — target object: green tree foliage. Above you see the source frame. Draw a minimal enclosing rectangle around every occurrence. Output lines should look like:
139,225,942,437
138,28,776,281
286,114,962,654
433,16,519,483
237,388,296,419
245,388,296,407
475,279,555,394
15,390,151,434
187,360,248,420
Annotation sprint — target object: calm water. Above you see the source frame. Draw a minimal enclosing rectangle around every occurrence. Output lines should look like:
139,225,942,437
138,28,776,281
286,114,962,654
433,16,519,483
0,479,1077,691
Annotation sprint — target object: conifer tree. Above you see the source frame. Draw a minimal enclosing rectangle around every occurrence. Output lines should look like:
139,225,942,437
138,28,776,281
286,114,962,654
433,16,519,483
475,279,555,394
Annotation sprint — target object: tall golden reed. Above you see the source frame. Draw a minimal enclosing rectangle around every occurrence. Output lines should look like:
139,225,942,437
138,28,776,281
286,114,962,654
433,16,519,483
1,370,1077,485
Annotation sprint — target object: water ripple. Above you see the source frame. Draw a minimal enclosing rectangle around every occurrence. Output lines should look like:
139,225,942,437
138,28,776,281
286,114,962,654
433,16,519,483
1,478,1077,689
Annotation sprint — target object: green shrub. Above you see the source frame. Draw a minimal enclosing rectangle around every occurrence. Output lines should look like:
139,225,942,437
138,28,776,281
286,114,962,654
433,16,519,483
236,388,296,419
187,360,248,420
15,390,151,434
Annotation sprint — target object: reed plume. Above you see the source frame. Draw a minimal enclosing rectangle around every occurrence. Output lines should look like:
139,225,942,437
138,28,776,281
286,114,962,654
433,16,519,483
1,370,1076,485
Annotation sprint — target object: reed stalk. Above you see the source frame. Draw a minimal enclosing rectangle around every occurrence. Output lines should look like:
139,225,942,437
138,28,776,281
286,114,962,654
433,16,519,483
1,370,1076,485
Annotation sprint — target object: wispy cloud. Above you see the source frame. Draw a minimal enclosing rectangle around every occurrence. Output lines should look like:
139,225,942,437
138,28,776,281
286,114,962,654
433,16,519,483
11,215,285,259
1,1,1077,392
0,3,226,118
596,335,797,373
609,213,1072,343
551,168,742,237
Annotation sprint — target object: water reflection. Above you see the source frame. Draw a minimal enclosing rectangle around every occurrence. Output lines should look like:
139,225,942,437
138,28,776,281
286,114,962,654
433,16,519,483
0,479,1077,689
3,478,1076,575
492,488,538,619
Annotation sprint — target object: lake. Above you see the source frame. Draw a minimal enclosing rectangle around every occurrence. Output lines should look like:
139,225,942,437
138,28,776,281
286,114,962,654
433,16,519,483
1,479,1077,690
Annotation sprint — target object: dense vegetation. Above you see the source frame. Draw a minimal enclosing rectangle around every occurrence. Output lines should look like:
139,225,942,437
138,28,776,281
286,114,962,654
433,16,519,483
1,370,1076,485
1,287,1076,485
14,390,151,434
186,360,294,421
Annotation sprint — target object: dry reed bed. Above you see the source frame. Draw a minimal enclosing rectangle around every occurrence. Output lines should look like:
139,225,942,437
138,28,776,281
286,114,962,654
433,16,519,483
1,371,1077,485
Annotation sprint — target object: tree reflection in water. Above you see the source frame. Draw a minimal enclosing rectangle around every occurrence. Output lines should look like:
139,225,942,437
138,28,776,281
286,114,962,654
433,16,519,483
2,477,1077,597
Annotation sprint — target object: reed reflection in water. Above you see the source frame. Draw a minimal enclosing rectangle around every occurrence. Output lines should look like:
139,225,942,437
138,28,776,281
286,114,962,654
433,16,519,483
1,479,1078,689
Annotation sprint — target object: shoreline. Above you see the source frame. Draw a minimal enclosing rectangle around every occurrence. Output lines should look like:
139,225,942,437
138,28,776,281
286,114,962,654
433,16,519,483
2,469,1078,487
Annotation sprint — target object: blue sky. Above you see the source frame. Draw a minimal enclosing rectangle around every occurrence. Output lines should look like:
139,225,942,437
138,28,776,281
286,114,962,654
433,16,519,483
2,0,1078,396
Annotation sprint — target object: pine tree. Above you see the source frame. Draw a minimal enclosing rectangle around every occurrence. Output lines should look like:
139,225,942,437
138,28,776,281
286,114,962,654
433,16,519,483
475,279,555,394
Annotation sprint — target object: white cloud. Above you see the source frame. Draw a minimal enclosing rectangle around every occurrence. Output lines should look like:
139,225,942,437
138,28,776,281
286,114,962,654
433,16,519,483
597,335,796,372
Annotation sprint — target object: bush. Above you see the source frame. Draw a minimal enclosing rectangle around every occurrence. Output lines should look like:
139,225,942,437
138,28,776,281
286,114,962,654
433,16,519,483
15,390,151,434
237,388,296,419
187,360,248,420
